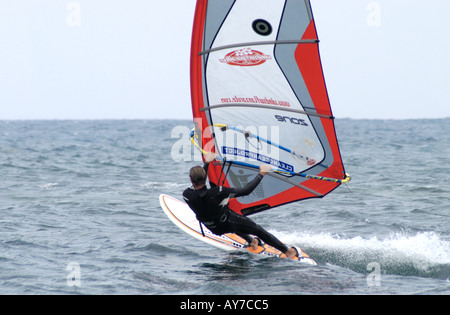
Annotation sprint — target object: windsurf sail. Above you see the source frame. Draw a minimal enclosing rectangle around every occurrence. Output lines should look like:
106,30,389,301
190,0,350,216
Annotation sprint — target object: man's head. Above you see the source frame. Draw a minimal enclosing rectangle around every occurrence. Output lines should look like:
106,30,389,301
189,166,206,187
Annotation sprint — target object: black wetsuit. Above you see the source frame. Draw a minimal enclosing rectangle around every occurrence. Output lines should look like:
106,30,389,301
182,162,288,253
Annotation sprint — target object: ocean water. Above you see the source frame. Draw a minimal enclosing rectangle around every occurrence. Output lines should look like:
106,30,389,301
0,119,449,295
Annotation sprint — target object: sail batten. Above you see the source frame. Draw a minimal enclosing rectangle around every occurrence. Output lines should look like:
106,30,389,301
190,0,349,215
200,39,319,55
200,103,334,119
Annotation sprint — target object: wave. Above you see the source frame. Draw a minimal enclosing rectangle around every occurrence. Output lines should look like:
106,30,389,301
41,183,59,190
275,231,450,280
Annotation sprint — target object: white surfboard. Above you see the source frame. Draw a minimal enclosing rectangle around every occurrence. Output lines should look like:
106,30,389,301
160,194,316,265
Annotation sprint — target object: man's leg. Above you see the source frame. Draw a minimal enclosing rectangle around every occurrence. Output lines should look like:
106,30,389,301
226,212,289,254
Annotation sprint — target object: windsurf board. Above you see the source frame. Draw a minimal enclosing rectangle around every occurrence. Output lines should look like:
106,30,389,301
160,194,316,265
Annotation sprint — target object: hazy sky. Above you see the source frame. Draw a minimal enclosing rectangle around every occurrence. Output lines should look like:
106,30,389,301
0,0,448,120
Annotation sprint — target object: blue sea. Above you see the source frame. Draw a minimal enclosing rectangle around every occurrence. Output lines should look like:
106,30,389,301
0,119,449,295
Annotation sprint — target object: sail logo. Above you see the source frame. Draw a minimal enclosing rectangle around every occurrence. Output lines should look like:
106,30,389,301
222,146,294,172
220,48,272,66
275,115,309,127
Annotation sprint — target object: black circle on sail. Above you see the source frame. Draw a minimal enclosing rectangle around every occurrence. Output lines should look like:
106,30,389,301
252,19,272,36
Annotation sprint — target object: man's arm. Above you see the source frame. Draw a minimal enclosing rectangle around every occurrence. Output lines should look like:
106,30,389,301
202,152,218,176
232,164,271,198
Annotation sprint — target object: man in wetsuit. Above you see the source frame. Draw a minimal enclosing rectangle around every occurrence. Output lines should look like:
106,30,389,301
183,152,298,259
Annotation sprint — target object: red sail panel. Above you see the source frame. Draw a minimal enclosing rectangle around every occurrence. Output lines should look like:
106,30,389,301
295,20,346,183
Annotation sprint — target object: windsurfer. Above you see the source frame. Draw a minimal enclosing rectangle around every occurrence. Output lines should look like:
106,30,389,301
183,152,299,259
